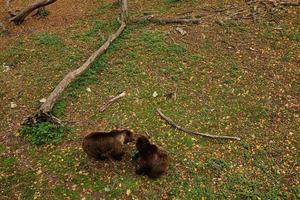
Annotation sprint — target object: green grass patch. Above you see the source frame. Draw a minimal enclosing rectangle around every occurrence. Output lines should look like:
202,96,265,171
0,171,36,199
85,20,104,38
21,122,66,145
32,32,64,46
52,100,67,117
220,19,248,32
52,186,79,199
281,52,292,62
204,158,230,172
0,144,5,153
165,0,181,3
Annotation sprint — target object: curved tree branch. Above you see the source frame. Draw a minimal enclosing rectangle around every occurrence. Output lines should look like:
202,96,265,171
157,108,241,141
10,0,58,25
23,0,128,126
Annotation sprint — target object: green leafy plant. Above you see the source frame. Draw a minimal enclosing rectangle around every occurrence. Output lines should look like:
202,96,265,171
21,122,66,145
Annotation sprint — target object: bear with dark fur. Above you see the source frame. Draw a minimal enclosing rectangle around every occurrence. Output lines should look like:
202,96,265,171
82,129,134,161
134,135,168,179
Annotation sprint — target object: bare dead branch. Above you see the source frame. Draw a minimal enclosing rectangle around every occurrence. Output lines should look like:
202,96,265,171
157,108,241,141
10,0,58,25
40,22,126,114
121,0,128,22
279,1,299,6
99,91,126,112
23,0,128,126
131,15,202,24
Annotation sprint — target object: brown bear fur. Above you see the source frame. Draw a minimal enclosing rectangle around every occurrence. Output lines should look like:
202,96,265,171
82,129,134,161
134,135,168,179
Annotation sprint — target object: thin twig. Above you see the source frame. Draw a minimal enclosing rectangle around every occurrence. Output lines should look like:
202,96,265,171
99,91,126,112
157,108,241,141
131,15,202,24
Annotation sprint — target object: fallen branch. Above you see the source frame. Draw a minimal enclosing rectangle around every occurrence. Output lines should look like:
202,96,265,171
99,91,126,112
157,108,241,141
279,1,299,6
131,15,202,24
23,0,128,126
10,0,58,25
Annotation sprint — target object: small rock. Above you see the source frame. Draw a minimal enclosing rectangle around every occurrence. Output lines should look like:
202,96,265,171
86,87,92,92
10,102,17,108
39,98,47,103
152,91,158,98
126,189,131,196
175,27,187,35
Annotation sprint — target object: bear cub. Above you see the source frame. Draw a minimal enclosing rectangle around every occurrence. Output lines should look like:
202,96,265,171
134,135,168,179
82,129,134,161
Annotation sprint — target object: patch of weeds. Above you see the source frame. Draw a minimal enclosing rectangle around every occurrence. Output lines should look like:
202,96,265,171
85,20,104,38
108,176,139,198
181,136,194,148
186,177,219,199
95,3,113,14
224,63,240,84
221,19,248,32
1,157,17,168
52,186,79,199
21,122,66,145
292,187,300,199
32,32,63,46
67,52,82,64
0,40,25,66
281,52,291,62
286,32,300,42
52,100,67,117
0,144,5,153
222,174,266,199
248,105,269,123
110,19,121,30
0,171,36,199
123,63,142,78
36,7,49,17
204,158,229,172
21,188,35,200
139,31,166,53
34,149,79,178
167,43,187,55
260,22,278,41
293,73,300,95
72,175,105,191
165,0,181,3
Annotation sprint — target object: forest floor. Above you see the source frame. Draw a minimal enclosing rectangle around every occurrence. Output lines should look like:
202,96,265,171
0,0,299,199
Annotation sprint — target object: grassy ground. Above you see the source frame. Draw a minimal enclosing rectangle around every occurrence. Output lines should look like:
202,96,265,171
0,0,299,199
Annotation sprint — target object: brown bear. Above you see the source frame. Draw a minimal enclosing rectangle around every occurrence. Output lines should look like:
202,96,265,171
82,129,134,161
134,135,168,179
